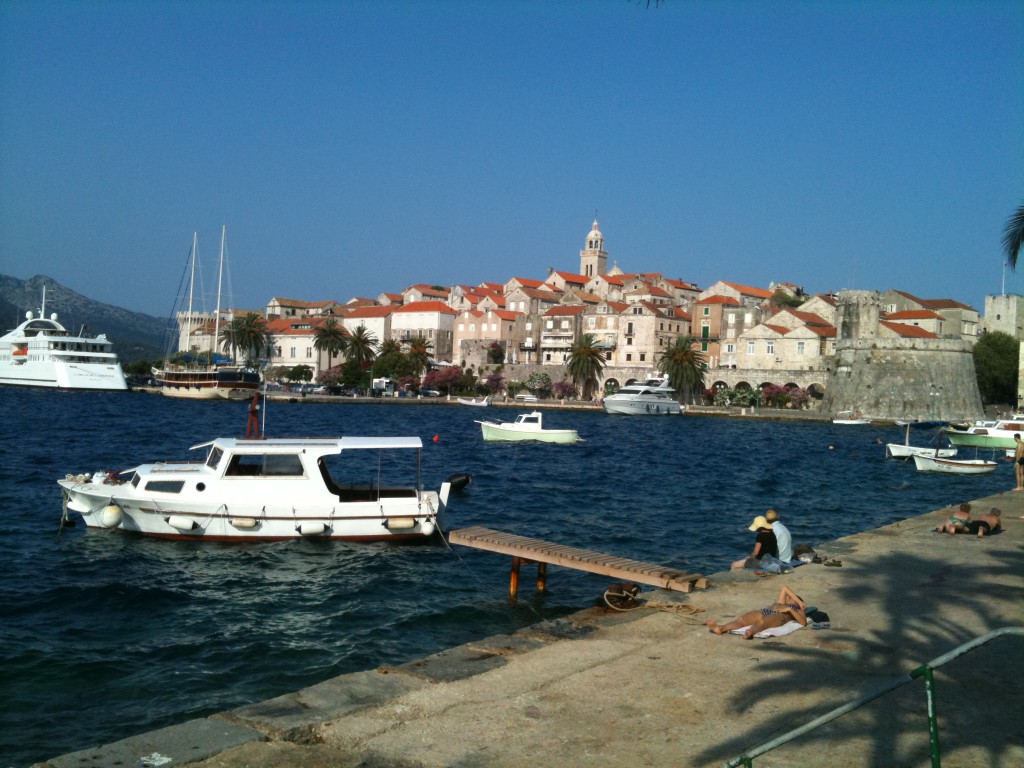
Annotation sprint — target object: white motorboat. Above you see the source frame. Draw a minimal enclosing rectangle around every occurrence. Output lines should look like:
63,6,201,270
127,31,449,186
911,454,998,475
0,288,127,391
602,378,681,416
833,410,871,425
58,436,468,541
886,422,956,459
153,228,261,399
476,412,580,444
457,396,491,406
886,444,958,459
943,416,1024,451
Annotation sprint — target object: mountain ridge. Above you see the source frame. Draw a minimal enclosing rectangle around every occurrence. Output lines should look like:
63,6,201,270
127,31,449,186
0,274,170,363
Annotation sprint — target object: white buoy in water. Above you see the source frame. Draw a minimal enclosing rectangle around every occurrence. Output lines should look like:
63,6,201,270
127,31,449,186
99,504,123,528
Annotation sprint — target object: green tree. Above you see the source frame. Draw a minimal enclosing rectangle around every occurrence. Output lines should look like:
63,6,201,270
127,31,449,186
405,336,433,376
658,335,707,404
1004,204,1024,269
314,318,349,371
974,331,1019,405
218,317,244,362
239,312,268,363
379,337,403,355
346,324,378,368
566,333,606,399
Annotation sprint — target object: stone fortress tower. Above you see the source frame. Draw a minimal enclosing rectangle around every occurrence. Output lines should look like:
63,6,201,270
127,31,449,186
821,290,984,420
579,218,608,278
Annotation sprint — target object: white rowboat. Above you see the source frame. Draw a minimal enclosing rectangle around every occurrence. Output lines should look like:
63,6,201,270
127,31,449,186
911,454,997,475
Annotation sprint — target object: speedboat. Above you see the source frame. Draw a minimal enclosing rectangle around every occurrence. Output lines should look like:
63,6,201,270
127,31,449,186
0,288,127,391
602,378,681,416
911,454,997,475
476,412,580,444
833,410,871,425
58,436,468,541
886,422,957,458
943,416,1024,451
886,444,958,459
457,396,491,406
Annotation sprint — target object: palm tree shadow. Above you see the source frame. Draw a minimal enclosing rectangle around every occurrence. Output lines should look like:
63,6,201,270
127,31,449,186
693,547,1024,767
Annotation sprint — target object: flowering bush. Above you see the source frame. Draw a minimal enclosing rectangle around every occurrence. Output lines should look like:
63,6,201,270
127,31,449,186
421,366,463,393
482,373,505,393
553,380,576,399
525,372,553,397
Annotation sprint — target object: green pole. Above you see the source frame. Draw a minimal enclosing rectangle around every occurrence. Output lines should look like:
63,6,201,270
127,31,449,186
911,664,941,767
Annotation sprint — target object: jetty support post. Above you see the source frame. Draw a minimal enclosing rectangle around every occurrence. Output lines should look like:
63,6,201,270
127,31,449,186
508,557,546,603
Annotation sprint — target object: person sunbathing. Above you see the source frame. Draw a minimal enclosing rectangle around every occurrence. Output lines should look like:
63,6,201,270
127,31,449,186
935,502,972,535
966,507,1001,538
706,586,808,640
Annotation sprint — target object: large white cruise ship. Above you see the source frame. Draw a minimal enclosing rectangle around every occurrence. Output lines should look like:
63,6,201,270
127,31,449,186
0,289,128,391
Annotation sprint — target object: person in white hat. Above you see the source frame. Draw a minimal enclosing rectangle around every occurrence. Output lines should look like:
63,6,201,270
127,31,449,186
730,513,779,569
765,509,793,562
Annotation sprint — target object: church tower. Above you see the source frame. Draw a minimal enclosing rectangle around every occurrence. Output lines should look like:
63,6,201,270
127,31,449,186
579,218,608,278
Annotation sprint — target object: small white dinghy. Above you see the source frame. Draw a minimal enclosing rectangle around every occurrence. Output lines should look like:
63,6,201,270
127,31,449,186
476,411,580,444
886,444,958,459
911,454,997,474
457,396,491,407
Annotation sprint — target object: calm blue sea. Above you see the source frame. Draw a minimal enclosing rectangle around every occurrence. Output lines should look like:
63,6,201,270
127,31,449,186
0,388,1012,767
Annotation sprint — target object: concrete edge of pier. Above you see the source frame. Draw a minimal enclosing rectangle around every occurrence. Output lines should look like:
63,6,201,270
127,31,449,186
37,489,1024,768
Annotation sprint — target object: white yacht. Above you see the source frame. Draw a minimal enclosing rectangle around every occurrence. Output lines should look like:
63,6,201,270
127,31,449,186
59,435,466,542
602,378,682,416
0,289,127,391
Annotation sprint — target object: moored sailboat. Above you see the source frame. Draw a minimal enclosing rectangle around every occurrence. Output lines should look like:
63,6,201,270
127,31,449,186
152,227,261,398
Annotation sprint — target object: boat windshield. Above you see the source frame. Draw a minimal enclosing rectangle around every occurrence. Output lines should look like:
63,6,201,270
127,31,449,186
319,446,422,500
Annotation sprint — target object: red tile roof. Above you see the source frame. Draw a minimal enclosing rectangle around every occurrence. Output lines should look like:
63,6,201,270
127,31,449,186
880,320,939,338
696,295,741,306
392,301,457,315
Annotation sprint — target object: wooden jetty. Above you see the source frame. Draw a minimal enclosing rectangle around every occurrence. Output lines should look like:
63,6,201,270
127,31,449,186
448,526,708,600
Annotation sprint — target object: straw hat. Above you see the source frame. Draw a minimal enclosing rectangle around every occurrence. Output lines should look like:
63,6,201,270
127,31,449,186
748,515,771,532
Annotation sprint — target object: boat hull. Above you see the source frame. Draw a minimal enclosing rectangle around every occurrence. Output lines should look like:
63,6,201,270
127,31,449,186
0,359,127,390
59,477,443,541
911,455,997,474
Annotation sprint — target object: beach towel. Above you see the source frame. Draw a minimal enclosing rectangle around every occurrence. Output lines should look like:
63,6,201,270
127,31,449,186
729,620,804,639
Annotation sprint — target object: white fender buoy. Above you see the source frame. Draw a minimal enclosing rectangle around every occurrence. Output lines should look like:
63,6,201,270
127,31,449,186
385,516,416,530
166,515,198,532
419,519,436,536
296,521,328,536
230,518,259,529
99,504,123,528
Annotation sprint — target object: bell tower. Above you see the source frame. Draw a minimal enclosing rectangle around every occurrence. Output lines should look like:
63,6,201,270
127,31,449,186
579,217,608,278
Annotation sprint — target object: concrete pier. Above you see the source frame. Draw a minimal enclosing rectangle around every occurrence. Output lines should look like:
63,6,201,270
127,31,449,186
39,492,1024,768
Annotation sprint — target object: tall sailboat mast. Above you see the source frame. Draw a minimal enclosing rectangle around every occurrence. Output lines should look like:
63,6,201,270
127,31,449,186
214,226,226,366
184,232,198,359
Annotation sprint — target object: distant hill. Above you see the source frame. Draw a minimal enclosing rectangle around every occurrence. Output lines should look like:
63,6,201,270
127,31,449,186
0,274,171,363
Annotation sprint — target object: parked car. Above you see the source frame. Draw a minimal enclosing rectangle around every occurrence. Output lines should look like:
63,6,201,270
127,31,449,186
514,392,539,403
421,389,442,397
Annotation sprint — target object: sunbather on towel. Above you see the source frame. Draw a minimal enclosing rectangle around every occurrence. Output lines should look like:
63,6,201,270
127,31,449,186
966,507,1001,538
707,586,807,640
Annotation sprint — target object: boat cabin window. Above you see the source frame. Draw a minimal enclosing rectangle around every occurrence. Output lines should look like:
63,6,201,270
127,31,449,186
145,480,185,493
319,449,420,501
224,453,305,477
206,446,224,469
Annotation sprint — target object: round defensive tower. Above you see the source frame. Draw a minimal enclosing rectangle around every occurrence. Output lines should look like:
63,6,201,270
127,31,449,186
822,290,984,421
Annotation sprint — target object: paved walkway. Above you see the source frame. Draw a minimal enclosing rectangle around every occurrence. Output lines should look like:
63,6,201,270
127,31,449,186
41,491,1024,768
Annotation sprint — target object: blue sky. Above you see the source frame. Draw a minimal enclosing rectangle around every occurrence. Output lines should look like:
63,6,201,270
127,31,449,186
1,0,1021,317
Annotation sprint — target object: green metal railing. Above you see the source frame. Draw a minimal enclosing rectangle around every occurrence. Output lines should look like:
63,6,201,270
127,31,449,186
724,627,1024,768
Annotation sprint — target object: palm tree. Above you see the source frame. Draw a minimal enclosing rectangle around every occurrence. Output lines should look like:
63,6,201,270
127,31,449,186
1004,204,1024,269
346,324,378,368
379,337,403,356
218,317,245,363
236,312,268,365
405,336,433,376
566,333,606,399
313,317,348,371
658,335,707,404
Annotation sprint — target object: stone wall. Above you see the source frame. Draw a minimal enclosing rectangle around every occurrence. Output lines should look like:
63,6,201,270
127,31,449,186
821,337,983,420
